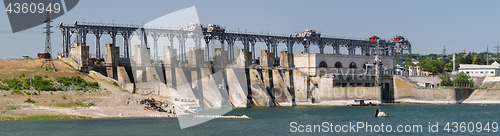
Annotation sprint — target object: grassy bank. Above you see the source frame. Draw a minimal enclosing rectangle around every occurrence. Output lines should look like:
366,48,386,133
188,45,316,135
0,114,91,121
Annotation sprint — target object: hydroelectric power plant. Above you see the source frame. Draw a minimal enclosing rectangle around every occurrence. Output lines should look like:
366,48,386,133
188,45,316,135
56,21,474,112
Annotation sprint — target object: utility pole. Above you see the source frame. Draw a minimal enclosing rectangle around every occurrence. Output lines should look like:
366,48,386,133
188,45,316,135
496,41,500,61
443,45,446,60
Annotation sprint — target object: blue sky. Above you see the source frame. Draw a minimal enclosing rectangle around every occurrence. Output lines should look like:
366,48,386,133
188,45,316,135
1,0,500,58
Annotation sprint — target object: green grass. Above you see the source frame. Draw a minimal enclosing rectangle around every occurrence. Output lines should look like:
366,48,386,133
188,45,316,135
49,101,94,108
0,106,19,111
0,114,91,121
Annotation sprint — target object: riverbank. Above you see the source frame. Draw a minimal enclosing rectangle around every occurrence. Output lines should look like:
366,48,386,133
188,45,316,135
0,114,90,121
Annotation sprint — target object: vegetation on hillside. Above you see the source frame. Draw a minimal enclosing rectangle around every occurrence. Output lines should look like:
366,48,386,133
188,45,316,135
0,74,99,93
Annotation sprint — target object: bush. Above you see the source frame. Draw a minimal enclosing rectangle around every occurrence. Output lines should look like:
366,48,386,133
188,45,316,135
1,85,9,90
24,97,35,103
55,76,99,89
11,89,23,95
88,82,99,89
4,78,22,90
112,82,119,87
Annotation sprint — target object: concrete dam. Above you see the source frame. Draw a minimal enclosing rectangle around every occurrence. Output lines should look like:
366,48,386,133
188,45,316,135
89,44,385,108
59,22,481,109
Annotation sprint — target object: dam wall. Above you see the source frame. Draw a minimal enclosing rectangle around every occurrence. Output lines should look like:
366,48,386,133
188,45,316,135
393,77,474,104
462,89,500,104
102,48,392,108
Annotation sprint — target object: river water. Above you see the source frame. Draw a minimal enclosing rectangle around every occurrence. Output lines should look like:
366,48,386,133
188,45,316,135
2,104,500,135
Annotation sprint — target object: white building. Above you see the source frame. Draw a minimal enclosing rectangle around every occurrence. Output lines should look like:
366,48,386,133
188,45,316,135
459,61,500,77
293,53,394,76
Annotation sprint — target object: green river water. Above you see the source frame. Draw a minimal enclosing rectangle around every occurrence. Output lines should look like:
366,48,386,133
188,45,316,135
2,104,500,135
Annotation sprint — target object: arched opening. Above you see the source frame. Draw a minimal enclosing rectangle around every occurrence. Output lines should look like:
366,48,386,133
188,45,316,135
334,61,343,68
319,61,328,67
349,62,357,68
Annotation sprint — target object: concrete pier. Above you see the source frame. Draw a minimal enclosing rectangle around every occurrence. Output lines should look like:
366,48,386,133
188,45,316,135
104,44,119,79
260,50,276,106
163,46,177,89
69,43,90,72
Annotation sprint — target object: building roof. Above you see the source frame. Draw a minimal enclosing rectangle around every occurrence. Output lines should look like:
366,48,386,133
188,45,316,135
459,61,500,69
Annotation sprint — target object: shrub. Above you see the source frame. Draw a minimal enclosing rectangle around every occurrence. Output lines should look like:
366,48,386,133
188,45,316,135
1,85,9,90
112,82,119,86
44,75,49,78
4,78,22,90
88,82,99,89
11,89,23,95
24,97,35,103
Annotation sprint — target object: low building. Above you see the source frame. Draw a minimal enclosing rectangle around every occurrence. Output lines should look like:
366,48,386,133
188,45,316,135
293,53,394,76
459,62,500,77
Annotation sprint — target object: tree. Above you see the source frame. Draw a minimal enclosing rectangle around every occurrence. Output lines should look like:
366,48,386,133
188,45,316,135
439,73,453,86
453,72,474,88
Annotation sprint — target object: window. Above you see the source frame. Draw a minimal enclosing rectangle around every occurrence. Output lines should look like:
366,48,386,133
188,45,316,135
334,61,343,68
481,71,484,74
349,62,357,68
319,61,328,68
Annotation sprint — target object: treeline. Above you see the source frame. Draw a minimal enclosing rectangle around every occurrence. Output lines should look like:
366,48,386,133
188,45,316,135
410,52,496,75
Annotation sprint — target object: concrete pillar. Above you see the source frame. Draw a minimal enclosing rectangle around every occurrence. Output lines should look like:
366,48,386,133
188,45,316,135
188,47,204,68
214,48,228,68
260,50,273,68
280,51,295,105
213,48,229,98
105,44,119,79
237,49,252,67
260,50,275,106
133,44,150,67
163,46,177,89
70,43,90,72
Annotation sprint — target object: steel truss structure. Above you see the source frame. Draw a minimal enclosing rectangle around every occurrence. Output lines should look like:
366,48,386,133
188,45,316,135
58,21,412,70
